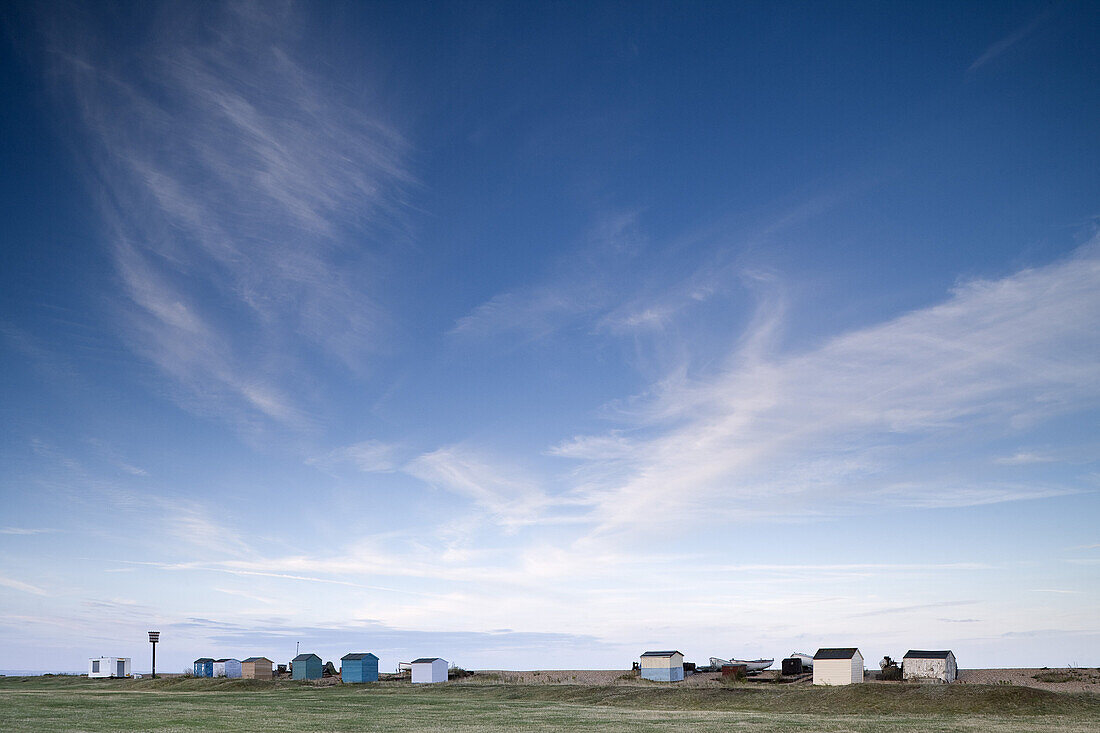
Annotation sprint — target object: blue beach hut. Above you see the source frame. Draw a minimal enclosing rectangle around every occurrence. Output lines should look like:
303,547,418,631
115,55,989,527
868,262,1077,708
340,652,379,683
292,653,323,680
193,658,214,677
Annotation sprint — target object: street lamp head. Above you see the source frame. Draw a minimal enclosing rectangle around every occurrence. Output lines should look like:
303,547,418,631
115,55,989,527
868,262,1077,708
148,631,160,679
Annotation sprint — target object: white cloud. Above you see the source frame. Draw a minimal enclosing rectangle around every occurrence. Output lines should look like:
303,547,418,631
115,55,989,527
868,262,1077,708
162,502,255,558
41,1,410,434
404,446,557,529
994,451,1055,465
556,243,1100,534
211,587,276,605
0,528,58,536
451,287,597,339
968,14,1046,73
704,563,991,574
311,440,403,473
0,576,48,596
594,263,732,334
548,432,635,461
121,560,369,590
449,211,643,340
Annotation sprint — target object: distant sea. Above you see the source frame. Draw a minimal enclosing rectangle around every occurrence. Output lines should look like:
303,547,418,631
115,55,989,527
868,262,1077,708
0,670,84,676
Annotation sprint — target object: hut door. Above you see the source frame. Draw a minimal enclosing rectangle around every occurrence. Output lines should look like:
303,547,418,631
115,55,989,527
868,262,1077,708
117,660,126,677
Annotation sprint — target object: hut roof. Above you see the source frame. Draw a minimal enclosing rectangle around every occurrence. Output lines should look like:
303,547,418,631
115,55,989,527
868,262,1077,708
293,653,321,662
242,657,270,663
411,657,443,663
903,650,953,659
814,648,860,660
194,657,215,663
341,653,378,661
640,650,682,657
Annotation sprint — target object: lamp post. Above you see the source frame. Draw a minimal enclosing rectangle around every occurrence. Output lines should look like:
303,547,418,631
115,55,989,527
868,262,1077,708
148,631,160,679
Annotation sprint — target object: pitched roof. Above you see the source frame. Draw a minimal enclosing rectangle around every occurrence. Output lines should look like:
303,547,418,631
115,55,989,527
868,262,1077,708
903,650,953,659
193,658,214,663
814,648,860,660
242,657,271,663
640,650,682,657
411,657,444,663
214,658,237,663
341,652,379,661
293,653,320,662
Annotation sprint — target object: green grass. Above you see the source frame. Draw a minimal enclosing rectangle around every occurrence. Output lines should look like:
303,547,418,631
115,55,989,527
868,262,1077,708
1,676,1097,732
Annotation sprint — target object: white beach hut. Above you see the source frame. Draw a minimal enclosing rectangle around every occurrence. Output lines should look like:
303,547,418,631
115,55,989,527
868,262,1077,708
902,650,957,683
88,657,131,678
213,658,242,678
411,657,449,684
812,648,863,685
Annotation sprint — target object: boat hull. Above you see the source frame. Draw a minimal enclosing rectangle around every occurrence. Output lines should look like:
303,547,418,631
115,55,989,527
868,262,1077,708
732,659,773,672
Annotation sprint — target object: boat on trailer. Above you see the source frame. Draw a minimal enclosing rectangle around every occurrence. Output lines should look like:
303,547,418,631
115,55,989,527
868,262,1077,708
710,657,774,672
733,658,773,672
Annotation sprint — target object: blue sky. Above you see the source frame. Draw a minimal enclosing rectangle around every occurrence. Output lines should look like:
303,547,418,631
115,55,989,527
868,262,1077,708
1,0,1098,673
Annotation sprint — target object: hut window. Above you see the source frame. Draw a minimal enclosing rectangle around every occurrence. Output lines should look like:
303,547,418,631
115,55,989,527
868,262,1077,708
91,660,99,673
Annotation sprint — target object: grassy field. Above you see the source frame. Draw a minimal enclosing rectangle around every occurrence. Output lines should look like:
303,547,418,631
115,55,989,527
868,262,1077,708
1,675,1098,732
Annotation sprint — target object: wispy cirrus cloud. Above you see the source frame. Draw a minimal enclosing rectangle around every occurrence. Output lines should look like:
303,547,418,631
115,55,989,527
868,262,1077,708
967,13,1047,73
449,211,644,340
0,575,48,596
310,440,404,474
850,600,978,617
994,451,1055,465
38,1,411,434
404,445,562,529
553,242,1100,534
450,180,871,345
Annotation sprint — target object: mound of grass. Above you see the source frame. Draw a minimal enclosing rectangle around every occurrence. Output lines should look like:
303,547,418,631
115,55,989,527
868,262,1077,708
2,674,1098,722
432,679,1100,717
129,677,290,692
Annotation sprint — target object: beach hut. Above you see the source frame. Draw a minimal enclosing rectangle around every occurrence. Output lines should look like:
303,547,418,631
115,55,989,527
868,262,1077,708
193,658,214,678
411,657,449,684
213,658,242,678
341,653,379,683
902,650,957,683
241,657,273,679
88,657,130,678
639,651,685,682
292,653,323,680
812,648,863,685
